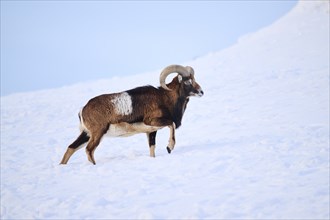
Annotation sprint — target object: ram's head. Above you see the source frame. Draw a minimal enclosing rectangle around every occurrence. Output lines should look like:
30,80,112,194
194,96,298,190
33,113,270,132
160,64,204,97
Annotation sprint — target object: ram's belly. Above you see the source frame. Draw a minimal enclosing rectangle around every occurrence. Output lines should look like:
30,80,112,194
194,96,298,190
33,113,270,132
105,122,163,137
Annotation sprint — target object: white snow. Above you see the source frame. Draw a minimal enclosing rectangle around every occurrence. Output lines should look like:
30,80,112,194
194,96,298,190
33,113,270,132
1,1,329,219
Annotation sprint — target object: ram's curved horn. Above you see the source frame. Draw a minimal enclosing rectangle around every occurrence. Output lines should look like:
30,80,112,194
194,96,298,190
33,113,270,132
160,65,191,90
185,66,194,76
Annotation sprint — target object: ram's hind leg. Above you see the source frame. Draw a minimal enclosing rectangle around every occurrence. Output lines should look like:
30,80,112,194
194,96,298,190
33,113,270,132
85,129,106,165
60,131,90,165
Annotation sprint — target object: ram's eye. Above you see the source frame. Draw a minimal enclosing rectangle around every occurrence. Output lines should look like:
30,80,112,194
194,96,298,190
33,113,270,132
184,79,192,85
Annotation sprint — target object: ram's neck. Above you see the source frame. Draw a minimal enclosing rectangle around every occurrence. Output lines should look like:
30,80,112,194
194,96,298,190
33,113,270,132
172,96,189,128
162,78,190,128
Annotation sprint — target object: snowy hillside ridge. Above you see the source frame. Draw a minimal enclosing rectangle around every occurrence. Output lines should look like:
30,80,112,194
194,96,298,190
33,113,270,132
1,1,329,220
297,0,329,13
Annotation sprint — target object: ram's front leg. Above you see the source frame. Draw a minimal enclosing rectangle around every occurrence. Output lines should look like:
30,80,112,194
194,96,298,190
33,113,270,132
166,122,176,154
144,118,175,154
147,131,157,157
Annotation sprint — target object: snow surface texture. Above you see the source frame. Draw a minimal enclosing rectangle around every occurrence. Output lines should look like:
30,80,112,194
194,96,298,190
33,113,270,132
1,1,329,219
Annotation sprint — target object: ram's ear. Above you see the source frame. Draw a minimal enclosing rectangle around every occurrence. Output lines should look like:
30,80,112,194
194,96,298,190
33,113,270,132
178,75,183,83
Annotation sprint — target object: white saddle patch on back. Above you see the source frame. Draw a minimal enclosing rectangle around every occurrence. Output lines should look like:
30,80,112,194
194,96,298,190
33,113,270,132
111,92,133,116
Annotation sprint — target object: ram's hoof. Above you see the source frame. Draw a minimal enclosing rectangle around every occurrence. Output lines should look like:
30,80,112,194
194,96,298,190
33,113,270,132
166,146,171,154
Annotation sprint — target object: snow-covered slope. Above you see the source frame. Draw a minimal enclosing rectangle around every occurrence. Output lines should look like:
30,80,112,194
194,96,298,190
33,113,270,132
1,1,329,219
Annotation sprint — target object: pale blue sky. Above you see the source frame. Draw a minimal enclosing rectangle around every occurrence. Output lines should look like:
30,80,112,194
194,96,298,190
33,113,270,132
1,0,297,96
